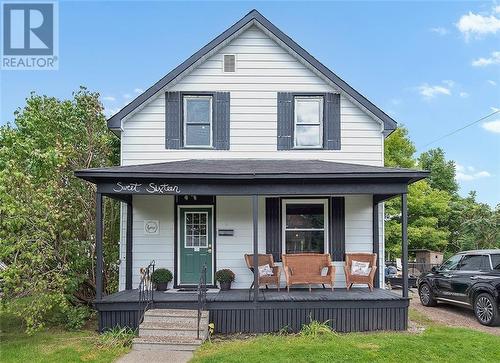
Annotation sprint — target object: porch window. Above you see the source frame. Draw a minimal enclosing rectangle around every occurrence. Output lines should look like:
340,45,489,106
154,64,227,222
282,199,328,254
183,95,212,147
294,96,323,148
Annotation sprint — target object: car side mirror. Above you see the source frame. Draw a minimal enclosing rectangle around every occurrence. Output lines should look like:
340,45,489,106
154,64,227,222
431,266,438,273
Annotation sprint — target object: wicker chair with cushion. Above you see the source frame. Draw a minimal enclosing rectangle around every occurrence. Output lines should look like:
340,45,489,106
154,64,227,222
244,254,281,291
281,253,335,292
344,253,378,291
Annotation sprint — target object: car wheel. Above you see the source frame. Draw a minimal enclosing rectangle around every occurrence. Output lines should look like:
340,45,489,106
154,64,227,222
474,293,500,326
419,283,437,307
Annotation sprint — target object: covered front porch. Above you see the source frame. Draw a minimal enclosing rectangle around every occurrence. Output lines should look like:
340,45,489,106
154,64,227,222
75,159,427,333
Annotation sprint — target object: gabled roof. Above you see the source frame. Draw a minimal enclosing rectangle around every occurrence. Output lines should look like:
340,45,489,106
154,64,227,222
107,9,397,136
75,159,428,183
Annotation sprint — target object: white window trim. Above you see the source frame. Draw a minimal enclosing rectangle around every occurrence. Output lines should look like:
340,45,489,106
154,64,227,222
184,211,209,249
293,96,324,149
183,95,213,148
281,198,329,254
222,54,237,73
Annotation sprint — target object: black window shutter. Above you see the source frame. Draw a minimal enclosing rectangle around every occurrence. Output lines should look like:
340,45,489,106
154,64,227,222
324,93,341,150
265,197,281,262
165,91,182,149
214,92,230,150
330,196,345,261
277,92,294,150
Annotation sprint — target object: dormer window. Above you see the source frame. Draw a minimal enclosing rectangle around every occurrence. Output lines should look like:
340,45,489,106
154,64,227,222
294,96,323,148
183,95,213,148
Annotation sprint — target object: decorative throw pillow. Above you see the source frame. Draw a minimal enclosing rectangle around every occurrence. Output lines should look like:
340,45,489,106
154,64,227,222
258,264,273,277
321,267,329,276
351,260,371,276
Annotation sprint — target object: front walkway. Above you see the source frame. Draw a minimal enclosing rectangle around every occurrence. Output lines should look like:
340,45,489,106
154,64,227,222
116,350,192,363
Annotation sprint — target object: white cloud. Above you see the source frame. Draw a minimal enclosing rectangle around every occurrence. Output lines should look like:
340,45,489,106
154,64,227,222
456,163,492,181
459,91,469,98
487,80,497,86
123,93,131,99
495,5,500,14
472,51,500,67
442,79,455,87
491,106,500,112
456,11,500,40
482,119,500,133
102,95,116,102
430,27,449,35
417,83,452,99
134,88,144,94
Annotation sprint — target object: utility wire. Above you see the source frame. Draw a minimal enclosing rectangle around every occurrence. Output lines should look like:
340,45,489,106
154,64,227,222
420,109,499,149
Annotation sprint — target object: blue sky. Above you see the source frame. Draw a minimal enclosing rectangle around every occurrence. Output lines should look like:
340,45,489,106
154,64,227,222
1,1,499,205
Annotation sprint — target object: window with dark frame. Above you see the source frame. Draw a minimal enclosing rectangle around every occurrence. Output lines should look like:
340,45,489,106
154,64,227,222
294,96,323,148
183,95,212,148
282,199,328,254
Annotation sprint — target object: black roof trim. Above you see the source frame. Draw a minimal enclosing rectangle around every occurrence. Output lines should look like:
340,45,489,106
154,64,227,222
107,9,397,135
75,159,428,183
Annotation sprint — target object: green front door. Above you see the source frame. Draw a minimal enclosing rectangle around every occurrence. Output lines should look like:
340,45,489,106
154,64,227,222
179,207,213,285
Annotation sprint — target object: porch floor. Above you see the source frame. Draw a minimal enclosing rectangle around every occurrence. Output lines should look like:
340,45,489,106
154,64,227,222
99,287,403,303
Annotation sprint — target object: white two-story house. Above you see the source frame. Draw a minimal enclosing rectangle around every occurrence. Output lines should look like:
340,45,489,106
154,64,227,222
77,10,427,336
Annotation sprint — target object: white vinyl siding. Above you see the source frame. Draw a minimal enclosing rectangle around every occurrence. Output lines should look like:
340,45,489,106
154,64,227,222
119,195,375,291
120,26,384,166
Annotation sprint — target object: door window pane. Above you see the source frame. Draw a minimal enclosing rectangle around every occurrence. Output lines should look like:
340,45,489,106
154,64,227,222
185,212,209,248
294,97,323,148
458,255,488,271
184,96,212,147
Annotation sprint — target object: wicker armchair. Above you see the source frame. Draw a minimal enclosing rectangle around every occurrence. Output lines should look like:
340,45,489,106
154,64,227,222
244,254,280,291
344,253,377,291
282,253,335,292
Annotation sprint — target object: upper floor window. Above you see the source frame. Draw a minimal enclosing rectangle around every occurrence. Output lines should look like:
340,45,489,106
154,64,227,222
294,96,323,148
183,95,212,148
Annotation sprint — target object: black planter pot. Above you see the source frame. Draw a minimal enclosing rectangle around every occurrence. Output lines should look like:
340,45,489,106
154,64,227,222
219,282,232,291
156,282,168,291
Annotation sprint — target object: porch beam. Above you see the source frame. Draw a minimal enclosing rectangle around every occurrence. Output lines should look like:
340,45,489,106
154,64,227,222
252,195,259,302
401,193,409,298
125,200,133,290
372,200,380,288
95,192,104,301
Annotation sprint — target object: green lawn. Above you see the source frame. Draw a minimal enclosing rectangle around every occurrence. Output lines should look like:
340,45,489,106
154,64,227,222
0,315,130,363
192,311,500,363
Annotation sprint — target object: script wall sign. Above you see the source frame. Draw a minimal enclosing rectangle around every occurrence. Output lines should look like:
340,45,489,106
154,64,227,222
112,182,181,194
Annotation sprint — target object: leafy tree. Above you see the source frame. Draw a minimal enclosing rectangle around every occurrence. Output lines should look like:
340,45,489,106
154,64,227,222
418,148,458,194
384,127,416,168
0,88,119,333
384,127,450,256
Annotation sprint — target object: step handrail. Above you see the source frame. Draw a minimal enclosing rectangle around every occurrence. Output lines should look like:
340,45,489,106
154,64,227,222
138,260,155,325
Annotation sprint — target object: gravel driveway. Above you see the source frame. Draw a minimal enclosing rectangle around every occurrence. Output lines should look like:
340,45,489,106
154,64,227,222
408,290,500,336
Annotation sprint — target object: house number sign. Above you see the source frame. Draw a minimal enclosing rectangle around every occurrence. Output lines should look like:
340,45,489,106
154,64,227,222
113,182,181,194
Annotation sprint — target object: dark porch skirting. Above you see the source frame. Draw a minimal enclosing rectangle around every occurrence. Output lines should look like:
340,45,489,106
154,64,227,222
95,288,408,333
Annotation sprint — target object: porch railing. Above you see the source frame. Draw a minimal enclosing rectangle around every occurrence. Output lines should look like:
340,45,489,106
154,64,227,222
138,260,155,325
197,263,207,340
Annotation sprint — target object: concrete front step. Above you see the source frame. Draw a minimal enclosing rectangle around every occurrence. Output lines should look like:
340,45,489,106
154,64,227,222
139,322,209,339
132,336,203,352
142,309,208,325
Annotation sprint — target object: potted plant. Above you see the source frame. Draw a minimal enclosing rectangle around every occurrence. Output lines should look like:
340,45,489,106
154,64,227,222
151,268,173,291
215,269,235,291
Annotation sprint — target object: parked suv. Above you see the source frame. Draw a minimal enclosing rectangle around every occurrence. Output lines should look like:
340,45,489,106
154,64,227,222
417,249,500,326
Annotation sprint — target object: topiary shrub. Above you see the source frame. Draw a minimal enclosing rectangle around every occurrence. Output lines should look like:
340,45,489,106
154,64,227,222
151,268,173,291
215,269,235,291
